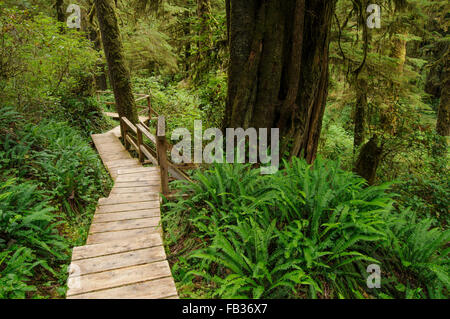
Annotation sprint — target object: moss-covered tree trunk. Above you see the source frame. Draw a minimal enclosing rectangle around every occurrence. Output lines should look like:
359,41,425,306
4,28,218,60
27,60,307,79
224,0,336,163
436,54,449,136
354,76,367,152
354,135,383,185
197,0,211,58
55,0,65,22
94,0,138,123
85,0,108,91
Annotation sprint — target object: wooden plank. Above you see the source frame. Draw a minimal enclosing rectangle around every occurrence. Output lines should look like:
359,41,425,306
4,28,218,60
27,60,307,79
115,171,160,178
92,209,160,223
104,159,140,169
96,139,125,152
104,112,149,122
87,227,160,244
114,180,161,188
122,117,138,134
135,95,150,102
140,145,158,165
89,217,160,233
67,261,171,297
106,126,122,138
97,201,160,214
115,175,161,183
99,152,132,161
68,246,166,275
72,233,163,261
137,123,157,145
67,277,177,299
98,194,159,206
116,167,159,175
110,186,161,195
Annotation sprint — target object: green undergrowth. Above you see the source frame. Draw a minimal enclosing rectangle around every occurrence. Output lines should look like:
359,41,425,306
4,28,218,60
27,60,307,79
162,158,449,299
0,107,112,298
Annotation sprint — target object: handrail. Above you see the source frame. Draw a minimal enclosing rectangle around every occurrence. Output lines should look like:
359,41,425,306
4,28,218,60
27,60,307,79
120,115,193,195
97,90,153,122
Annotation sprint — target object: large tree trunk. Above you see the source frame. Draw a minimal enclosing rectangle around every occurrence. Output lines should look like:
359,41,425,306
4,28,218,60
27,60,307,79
436,54,449,136
95,0,138,123
225,0,336,163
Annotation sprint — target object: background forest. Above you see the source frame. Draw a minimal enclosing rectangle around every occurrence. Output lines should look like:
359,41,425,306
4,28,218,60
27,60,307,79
0,0,448,299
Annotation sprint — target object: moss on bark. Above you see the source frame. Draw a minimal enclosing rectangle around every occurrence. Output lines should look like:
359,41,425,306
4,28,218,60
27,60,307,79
95,0,138,123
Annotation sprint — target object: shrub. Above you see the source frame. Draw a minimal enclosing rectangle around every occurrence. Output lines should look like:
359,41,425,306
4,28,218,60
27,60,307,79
164,158,403,298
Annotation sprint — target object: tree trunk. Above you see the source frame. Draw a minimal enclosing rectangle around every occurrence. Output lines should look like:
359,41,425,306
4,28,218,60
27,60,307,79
225,0,336,163
83,2,108,91
354,135,383,185
353,76,367,151
436,54,449,136
94,0,138,123
197,0,211,58
55,0,65,22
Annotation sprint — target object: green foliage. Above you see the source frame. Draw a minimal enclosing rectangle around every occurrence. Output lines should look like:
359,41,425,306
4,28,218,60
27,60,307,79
0,107,111,298
197,71,227,129
55,96,111,136
0,247,39,299
163,158,446,299
132,76,203,133
29,121,111,218
0,5,98,114
380,210,450,298
0,179,68,298
395,175,450,226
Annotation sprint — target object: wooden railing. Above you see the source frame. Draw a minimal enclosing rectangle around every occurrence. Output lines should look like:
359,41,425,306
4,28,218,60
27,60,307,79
119,115,192,195
96,90,154,121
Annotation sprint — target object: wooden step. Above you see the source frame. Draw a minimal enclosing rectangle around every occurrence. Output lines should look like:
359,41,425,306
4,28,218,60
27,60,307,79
115,175,161,183
69,246,166,276
86,227,160,245
110,186,161,195
104,159,140,169
92,209,160,223
97,201,160,214
72,233,163,261
114,180,161,188
117,167,159,175
98,194,159,206
67,261,172,297
89,217,160,234
67,276,177,299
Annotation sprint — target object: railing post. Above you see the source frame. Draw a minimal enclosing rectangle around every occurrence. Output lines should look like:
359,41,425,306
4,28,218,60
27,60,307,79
120,117,130,150
156,116,169,195
147,94,152,121
137,126,144,163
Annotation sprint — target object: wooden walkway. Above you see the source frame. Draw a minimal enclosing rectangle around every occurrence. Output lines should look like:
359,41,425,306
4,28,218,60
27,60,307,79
66,129,178,299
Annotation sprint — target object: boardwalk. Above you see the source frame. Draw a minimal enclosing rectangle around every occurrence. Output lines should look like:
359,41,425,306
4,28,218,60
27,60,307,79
66,129,178,299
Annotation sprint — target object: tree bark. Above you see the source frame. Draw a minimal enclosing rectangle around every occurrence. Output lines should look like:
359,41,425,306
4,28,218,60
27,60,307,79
225,0,336,163
55,0,65,22
82,2,108,91
436,53,449,136
95,0,138,123
197,0,212,58
353,76,367,151
354,135,383,185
